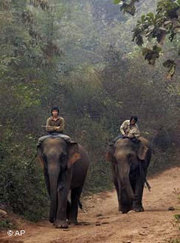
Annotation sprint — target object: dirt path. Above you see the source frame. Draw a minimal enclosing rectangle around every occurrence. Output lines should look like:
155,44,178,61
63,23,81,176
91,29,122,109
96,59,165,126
1,167,180,243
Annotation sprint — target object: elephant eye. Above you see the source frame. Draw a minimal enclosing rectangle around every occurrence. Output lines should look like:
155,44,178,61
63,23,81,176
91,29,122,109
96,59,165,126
128,153,134,161
42,153,47,160
60,153,67,161
60,153,68,170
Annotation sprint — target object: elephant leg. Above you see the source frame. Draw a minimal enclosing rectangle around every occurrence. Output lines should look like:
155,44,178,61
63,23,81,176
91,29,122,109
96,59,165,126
55,170,72,228
129,172,136,195
121,189,133,213
55,188,69,228
66,200,71,221
128,174,136,210
69,187,82,224
44,169,50,196
133,182,144,212
133,162,149,212
114,179,121,211
132,172,145,212
119,173,135,214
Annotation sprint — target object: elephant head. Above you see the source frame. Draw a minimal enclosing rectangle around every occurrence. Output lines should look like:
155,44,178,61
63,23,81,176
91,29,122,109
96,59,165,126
37,137,80,223
106,138,149,213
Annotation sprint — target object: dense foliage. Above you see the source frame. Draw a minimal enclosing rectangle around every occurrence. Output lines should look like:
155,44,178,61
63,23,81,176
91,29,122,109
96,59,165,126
0,0,179,223
115,0,180,78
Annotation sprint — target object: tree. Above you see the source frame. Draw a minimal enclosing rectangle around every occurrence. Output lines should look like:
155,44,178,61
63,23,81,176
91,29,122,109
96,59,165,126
0,0,63,221
115,0,180,79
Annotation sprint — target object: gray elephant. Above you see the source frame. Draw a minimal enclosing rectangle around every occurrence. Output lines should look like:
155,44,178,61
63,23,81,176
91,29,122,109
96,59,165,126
37,137,90,228
106,137,151,213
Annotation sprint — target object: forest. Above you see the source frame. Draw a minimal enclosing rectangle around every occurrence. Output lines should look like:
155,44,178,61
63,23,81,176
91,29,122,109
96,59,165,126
0,0,179,224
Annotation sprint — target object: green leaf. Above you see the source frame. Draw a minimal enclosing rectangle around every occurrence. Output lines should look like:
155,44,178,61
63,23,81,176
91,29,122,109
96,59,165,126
163,59,175,68
147,12,154,19
141,15,146,23
152,45,162,53
163,59,176,80
121,3,136,16
114,0,122,4
142,48,150,56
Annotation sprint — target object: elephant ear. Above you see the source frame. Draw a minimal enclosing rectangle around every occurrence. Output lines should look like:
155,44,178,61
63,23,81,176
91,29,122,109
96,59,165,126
137,142,149,161
106,144,115,162
37,147,44,169
67,142,81,168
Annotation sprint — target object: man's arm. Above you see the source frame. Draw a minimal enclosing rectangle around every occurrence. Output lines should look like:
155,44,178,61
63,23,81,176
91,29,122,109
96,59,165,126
134,124,140,138
120,120,127,136
45,118,56,132
55,117,65,132
129,125,140,138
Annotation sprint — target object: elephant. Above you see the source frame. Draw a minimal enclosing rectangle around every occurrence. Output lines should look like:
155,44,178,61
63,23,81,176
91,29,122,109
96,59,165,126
37,137,90,228
106,137,151,214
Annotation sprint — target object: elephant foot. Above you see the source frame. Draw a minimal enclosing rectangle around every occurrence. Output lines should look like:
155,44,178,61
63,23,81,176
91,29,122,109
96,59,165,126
121,205,132,214
121,209,129,214
49,217,55,223
68,219,78,225
54,220,69,229
133,206,144,212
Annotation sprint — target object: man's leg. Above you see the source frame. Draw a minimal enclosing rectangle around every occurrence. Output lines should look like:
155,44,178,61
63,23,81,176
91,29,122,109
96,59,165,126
52,133,71,142
112,134,123,143
37,135,51,147
57,134,71,140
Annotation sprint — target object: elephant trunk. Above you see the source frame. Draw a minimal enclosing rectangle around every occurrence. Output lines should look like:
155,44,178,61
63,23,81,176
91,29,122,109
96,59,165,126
117,163,134,201
48,174,58,223
48,160,61,223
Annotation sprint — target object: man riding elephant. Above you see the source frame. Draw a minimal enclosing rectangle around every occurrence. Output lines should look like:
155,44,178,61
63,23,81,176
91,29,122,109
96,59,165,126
113,116,148,159
37,106,90,228
46,106,65,134
120,116,140,139
107,116,151,213
38,107,70,146
113,116,140,144
37,137,90,228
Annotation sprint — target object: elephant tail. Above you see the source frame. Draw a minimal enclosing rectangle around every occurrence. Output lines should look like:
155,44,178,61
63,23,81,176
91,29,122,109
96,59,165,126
67,199,83,210
139,162,151,191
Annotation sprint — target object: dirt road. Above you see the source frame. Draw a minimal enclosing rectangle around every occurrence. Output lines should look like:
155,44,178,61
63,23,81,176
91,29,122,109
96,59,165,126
1,167,180,243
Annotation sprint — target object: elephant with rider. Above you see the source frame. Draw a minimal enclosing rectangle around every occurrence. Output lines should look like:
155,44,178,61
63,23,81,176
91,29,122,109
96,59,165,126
106,136,151,213
37,137,90,228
